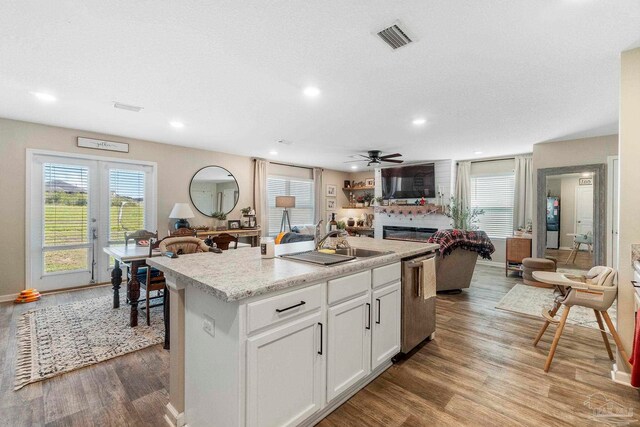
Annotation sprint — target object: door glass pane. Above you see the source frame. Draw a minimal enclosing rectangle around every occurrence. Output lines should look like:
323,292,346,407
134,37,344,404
44,248,89,273
44,163,89,246
109,169,146,243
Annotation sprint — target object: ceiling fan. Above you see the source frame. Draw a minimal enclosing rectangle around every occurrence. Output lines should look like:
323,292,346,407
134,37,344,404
345,150,404,166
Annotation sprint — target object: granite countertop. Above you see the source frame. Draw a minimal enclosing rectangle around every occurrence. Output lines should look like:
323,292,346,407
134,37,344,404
147,237,439,302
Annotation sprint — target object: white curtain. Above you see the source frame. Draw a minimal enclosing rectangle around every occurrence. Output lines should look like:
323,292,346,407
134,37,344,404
455,161,471,211
312,167,323,224
513,155,534,230
253,159,269,237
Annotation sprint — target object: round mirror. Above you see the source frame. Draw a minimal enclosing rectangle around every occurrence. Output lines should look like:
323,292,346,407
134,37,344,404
189,166,239,217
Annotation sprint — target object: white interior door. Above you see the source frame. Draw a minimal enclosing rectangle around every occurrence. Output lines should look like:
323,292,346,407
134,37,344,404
575,186,594,236
29,152,156,291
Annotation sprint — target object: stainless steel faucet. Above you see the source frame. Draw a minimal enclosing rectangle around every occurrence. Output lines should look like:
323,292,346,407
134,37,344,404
316,229,350,251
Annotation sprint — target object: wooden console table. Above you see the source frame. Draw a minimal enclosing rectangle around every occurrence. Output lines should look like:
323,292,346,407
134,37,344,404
195,228,261,247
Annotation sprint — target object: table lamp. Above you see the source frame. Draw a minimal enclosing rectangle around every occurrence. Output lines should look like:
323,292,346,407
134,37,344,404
275,196,295,232
169,203,195,229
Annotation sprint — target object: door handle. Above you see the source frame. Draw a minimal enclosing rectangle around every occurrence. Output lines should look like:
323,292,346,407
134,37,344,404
317,322,323,355
375,298,381,324
365,303,371,330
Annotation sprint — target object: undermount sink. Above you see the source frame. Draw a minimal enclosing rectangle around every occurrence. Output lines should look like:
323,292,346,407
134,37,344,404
334,248,392,258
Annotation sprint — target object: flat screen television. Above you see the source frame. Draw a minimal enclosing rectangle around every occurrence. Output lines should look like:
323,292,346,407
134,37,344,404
381,163,435,199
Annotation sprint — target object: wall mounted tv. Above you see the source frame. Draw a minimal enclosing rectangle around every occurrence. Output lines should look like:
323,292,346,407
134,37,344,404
381,163,435,199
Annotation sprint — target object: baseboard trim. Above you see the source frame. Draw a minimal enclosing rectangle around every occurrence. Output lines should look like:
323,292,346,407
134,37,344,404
164,402,184,427
0,282,112,305
477,260,503,268
611,363,635,388
0,293,17,303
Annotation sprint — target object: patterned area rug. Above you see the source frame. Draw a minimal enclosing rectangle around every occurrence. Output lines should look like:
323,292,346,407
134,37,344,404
15,295,164,390
496,284,617,330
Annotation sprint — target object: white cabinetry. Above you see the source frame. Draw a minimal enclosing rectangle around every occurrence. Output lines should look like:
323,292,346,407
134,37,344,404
326,292,371,401
246,312,324,427
371,282,401,370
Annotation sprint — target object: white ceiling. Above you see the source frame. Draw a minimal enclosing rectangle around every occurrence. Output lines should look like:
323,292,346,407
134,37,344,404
1,1,639,171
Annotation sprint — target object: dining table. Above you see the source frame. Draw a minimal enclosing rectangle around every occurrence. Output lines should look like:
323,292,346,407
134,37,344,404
103,244,163,330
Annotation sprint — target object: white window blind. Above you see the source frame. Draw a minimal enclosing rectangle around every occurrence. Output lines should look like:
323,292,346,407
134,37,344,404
109,169,146,242
43,163,89,247
470,174,515,239
267,176,314,236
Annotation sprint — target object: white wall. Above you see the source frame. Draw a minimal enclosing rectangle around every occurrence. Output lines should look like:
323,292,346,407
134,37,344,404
617,47,640,373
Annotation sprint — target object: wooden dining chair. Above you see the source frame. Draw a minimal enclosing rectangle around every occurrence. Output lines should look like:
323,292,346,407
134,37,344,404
533,266,631,373
211,233,239,250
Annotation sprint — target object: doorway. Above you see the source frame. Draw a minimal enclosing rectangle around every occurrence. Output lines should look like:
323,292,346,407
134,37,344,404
27,151,156,291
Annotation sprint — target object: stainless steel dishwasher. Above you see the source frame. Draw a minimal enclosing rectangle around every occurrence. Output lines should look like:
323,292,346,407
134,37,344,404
400,251,437,355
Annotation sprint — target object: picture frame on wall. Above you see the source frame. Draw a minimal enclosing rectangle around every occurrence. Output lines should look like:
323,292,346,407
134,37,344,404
326,199,336,210
326,184,337,197
365,178,375,187
343,180,351,189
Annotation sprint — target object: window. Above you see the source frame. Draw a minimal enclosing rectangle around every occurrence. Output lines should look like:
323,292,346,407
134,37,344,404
108,169,146,243
267,176,314,236
470,174,515,239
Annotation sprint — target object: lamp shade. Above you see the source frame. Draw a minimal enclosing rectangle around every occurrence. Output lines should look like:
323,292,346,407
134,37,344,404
169,203,195,219
275,196,296,209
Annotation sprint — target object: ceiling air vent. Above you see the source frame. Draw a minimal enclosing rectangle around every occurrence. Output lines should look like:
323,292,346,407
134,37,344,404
376,22,413,50
113,102,143,112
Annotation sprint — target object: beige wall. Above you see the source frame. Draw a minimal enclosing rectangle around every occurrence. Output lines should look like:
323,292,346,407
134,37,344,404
532,134,618,256
617,47,640,372
0,117,346,297
322,169,351,224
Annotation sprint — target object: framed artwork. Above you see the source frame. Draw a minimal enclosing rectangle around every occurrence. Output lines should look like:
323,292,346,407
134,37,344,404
77,137,129,153
326,199,336,210
326,184,337,197
365,178,375,187
228,220,241,229
343,180,351,189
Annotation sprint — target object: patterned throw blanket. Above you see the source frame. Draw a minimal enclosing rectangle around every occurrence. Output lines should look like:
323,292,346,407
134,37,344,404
427,229,495,260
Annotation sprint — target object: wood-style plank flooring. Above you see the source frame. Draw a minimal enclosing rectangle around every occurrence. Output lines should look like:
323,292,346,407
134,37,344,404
545,248,593,271
2,265,639,426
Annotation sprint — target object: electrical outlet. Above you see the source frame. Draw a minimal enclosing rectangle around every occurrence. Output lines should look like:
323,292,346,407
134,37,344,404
202,314,215,337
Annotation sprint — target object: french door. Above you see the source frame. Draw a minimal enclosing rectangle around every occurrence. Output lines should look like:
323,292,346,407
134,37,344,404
28,151,156,291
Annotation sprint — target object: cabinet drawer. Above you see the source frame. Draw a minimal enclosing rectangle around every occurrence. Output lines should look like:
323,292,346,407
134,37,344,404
328,270,371,305
247,284,322,334
372,263,401,289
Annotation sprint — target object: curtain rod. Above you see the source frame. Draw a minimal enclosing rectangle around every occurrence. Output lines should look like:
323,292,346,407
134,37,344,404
456,153,531,165
265,160,323,171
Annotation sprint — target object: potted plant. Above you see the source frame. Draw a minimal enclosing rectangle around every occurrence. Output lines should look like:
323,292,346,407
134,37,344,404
374,196,384,206
363,192,374,207
240,206,252,215
444,197,484,230
356,196,365,208
211,211,227,229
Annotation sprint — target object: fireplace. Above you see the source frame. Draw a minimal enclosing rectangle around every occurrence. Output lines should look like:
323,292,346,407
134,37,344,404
382,226,438,242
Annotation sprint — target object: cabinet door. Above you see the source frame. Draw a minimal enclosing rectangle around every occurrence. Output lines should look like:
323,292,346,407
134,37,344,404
246,312,323,427
371,282,401,370
327,293,371,401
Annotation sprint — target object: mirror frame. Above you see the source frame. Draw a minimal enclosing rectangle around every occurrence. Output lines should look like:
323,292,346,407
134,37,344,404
189,165,239,217
536,163,606,266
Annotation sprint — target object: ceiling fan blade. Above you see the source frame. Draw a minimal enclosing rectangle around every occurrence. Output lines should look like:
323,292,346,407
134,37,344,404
380,153,402,159
382,159,404,164
343,159,367,163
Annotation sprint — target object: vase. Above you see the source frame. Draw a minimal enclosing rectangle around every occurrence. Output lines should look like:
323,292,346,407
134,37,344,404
347,218,355,227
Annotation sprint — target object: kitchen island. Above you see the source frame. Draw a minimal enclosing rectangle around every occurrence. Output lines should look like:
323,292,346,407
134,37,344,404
148,237,439,427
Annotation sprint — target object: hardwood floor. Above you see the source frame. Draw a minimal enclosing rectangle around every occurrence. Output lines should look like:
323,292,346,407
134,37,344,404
545,248,594,271
1,265,638,426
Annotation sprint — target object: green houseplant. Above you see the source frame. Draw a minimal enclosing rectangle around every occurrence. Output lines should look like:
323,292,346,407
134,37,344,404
444,197,484,231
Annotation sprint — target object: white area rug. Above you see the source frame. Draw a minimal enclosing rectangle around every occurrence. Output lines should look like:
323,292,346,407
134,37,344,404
15,295,164,390
496,284,617,330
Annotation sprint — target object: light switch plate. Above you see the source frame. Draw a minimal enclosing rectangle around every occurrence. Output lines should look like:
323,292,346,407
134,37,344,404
202,314,215,337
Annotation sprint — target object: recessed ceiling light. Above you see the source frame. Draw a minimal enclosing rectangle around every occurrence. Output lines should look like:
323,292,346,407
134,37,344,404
303,86,321,97
474,151,483,155
412,118,426,126
30,91,56,103
351,165,358,170
169,121,184,129
269,150,278,155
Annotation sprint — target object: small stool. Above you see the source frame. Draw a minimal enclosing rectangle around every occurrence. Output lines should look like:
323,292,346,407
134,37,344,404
522,257,556,288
